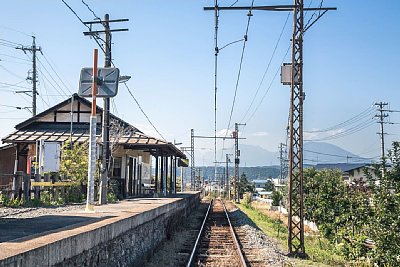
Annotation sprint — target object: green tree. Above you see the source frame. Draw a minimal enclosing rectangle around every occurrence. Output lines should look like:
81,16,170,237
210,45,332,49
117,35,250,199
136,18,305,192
303,168,348,240
304,167,373,260
271,190,282,206
238,173,254,198
60,140,89,184
369,142,400,265
264,179,275,191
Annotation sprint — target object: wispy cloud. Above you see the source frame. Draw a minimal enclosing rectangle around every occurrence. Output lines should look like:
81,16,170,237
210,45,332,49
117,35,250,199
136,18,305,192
252,131,269,137
304,128,345,140
216,128,236,138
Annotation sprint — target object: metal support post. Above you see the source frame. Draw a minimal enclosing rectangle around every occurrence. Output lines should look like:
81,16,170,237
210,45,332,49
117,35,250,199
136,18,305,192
86,49,98,212
190,129,195,190
226,154,230,199
288,0,305,256
155,153,159,195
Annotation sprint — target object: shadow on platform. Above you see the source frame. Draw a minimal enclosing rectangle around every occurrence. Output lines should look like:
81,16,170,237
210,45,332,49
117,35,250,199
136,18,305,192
0,215,114,243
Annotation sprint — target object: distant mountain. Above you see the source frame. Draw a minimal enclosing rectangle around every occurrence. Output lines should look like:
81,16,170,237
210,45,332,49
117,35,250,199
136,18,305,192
202,144,279,166
179,166,280,181
179,141,368,181
198,142,367,167
304,142,368,164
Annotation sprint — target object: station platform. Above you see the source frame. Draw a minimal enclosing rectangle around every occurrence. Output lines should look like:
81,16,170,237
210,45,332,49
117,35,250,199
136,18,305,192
0,192,200,267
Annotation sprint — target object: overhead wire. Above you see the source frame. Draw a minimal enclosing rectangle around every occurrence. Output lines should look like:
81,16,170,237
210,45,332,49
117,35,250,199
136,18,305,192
246,43,292,124
225,0,254,136
61,0,106,55
41,52,73,94
36,59,68,99
240,12,291,124
122,82,166,141
0,65,25,80
219,1,254,161
0,53,30,62
305,119,375,142
81,0,101,21
304,106,375,133
61,0,168,141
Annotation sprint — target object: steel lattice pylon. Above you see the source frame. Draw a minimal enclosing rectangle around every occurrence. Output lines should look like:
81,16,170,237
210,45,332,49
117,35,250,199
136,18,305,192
190,129,195,190
288,0,305,256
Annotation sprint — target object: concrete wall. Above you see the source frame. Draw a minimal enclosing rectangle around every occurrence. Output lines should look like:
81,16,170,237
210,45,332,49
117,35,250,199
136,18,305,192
0,193,200,267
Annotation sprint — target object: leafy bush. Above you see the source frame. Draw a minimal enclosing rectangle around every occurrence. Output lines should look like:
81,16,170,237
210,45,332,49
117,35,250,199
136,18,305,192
242,192,252,207
60,140,89,184
107,191,118,203
271,190,282,206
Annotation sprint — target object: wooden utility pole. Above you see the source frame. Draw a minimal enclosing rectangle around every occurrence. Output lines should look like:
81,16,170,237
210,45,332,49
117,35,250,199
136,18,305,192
16,36,41,116
83,14,128,205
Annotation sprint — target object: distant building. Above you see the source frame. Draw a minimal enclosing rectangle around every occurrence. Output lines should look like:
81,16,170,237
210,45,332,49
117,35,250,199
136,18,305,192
314,163,378,184
258,191,273,199
252,179,270,189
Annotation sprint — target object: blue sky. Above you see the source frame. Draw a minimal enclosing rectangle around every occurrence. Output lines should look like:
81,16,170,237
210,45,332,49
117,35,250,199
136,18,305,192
0,0,399,165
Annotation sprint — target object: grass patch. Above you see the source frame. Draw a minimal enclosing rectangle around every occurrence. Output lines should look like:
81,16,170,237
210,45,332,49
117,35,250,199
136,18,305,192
236,203,349,266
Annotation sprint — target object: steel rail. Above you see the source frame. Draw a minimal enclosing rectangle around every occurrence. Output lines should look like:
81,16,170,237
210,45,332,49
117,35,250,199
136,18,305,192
186,199,213,267
222,200,247,267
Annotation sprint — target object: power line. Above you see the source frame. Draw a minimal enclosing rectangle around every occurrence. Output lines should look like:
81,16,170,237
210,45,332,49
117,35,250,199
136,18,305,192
304,149,375,160
0,81,31,90
240,12,291,123
81,0,101,21
305,106,375,133
225,0,254,136
246,43,292,124
0,38,23,47
36,60,68,98
219,1,254,162
41,52,73,94
0,53,31,62
62,1,167,143
305,119,375,142
61,0,106,54
0,65,25,80
0,26,32,37
122,82,166,141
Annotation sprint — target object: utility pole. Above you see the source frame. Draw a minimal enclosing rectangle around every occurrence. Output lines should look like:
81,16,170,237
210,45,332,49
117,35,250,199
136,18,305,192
190,129,195,191
279,143,288,184
234,122,245,203
226,153,232,199
204,1,334,257
16,36,41,116
375,102,389,173
83,14,128,205
287,0,306,257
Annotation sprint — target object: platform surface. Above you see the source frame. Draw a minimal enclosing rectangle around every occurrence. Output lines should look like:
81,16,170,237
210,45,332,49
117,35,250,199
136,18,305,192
0,192,198,260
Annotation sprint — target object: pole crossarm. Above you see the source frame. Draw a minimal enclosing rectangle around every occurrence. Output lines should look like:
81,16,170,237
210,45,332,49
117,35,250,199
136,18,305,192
204,5,336,12
193,135,246,140
83,18,129,24
83,29,129,36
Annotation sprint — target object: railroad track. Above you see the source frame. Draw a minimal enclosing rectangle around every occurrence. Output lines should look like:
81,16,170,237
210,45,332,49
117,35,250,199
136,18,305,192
186,199,247,267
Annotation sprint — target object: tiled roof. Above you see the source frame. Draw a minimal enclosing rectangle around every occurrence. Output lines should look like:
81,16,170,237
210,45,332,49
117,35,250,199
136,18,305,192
314,163,369,172
2,122,185,158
